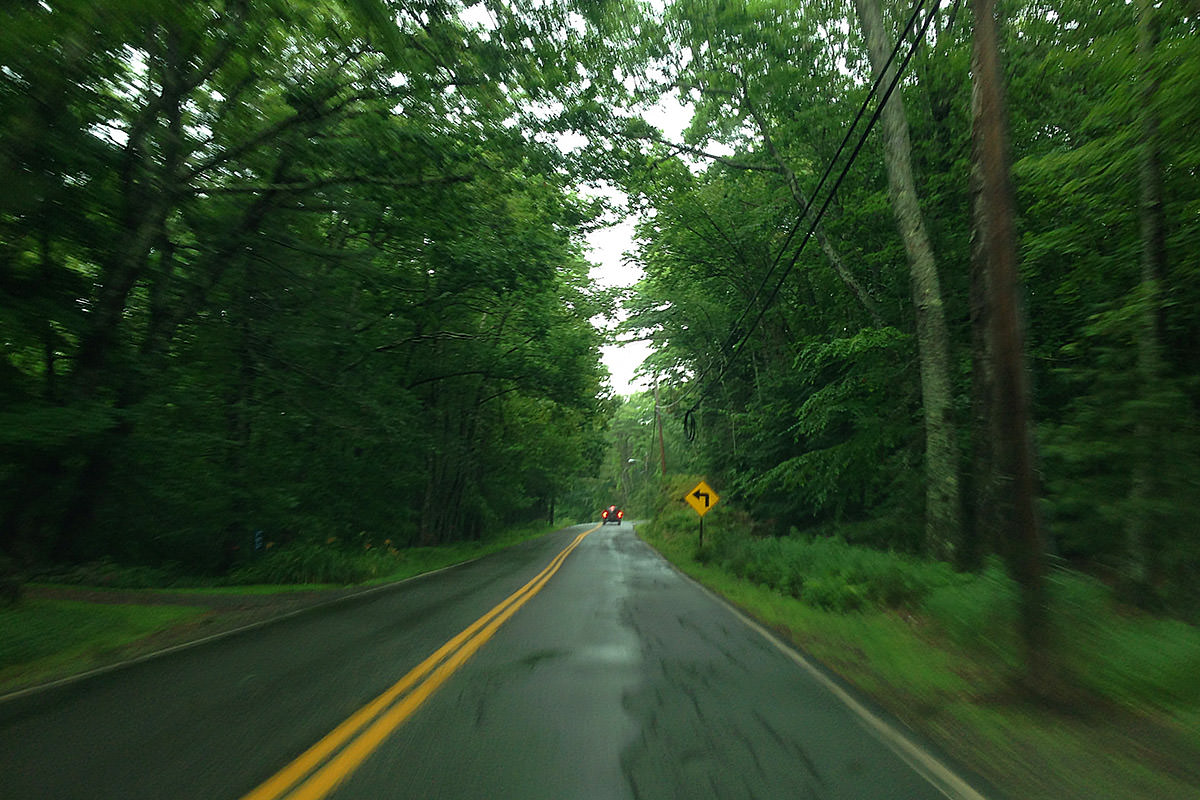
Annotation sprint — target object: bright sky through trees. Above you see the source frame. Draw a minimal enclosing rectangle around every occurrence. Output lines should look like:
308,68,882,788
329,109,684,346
588,212,651,395
586,95,704,396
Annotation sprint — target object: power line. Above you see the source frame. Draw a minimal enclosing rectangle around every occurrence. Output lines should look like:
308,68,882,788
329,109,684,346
733,0,945,358
720,0,934,350
683,0,946,439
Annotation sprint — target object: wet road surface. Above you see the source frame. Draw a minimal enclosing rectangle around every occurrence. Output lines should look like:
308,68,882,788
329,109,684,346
0,523,982,799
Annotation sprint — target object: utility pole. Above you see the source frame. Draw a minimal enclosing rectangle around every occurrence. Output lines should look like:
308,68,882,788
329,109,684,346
970,0,1051,693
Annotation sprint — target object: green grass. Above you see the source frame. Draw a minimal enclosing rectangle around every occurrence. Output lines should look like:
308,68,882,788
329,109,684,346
360,521,560,586
0,521,561,694
23,522,562,594
223,521,559,588
638,517,1200,800
28,582,342,596
157,583,342,595
0,600,206,691
702,522,965,611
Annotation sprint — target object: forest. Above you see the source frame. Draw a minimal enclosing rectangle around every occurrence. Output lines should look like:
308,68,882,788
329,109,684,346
1,0,623,575
3,0,1199,639
608,0,1200,626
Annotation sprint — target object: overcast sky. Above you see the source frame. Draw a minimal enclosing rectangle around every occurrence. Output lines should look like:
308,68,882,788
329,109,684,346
587,213,652,396
583,97,702,397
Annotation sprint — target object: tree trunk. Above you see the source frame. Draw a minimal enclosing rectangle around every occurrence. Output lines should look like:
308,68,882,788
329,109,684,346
853,0,961,560
970,0,1052,694
50,26,202,559
964,149,997,572
1125,0,1168,603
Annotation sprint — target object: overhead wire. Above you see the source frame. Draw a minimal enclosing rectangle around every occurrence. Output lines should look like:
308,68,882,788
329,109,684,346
728,0,945,361
681,0,945,440
718,0,934,352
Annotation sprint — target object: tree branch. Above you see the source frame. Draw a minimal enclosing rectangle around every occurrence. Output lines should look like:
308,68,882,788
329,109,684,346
734,73,885,326
191,172,473,195
627,128,783,174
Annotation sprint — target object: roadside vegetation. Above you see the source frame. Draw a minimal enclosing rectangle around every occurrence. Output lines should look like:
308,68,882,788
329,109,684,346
637,476,1200,800
16,522,559,591
0,600,206,694
1,0,618,591
0,522,557,696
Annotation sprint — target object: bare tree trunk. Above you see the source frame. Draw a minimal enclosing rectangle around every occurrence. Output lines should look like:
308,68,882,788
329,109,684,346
970,0,1052,694
965,150,998,572
1126,0,1168,602
853,0,961,560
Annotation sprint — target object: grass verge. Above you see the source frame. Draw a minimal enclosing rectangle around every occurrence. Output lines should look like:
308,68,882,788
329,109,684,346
0,600,206,692
359,521,562,587
1,521,561,695
638,505,1200,800
220,520,562,588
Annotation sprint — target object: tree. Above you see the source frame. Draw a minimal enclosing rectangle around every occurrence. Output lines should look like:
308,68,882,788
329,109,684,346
852,0,961,559
969,0,1051,691
0,0,610,568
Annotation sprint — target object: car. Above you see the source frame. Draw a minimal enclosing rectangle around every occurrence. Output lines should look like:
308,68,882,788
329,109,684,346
601,505,624,525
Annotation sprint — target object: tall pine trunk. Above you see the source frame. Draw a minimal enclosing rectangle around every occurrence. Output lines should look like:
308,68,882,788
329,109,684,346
1125,0,1168,602
965,151,998,572
970,0,1052,694
853,0,961,560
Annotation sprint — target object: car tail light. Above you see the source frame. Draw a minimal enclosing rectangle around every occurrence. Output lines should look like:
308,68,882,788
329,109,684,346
602,509,609,519
617,510,624,519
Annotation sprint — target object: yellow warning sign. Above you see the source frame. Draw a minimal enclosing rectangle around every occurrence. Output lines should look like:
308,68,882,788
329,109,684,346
684,480,719,517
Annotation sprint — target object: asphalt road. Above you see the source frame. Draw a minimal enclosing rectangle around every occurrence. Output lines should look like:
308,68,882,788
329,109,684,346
0,523,982,800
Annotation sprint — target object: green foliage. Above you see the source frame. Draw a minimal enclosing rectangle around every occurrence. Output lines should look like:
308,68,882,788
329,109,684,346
31,558,185,590
1066,608,1200,710
0,0,611,570
1046,569,1200,710
1040,287,1200,614
609,0,1200,619
922,560,1021,669
925,562,1200,711
0,600,202,675
654,475,1200,712
733,327,920,544
646,475,958,612
0,404,117,452
708,530,964,612
224,541,402,586
648,465,1200,740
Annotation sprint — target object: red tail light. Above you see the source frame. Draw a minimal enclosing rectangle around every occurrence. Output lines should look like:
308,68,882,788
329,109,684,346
617,510,624,519
602,509,609,519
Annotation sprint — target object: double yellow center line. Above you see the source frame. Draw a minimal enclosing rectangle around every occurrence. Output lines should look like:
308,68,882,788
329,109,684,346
242,524,600,800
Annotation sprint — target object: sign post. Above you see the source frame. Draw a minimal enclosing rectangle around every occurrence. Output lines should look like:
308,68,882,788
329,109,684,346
684,479,719,549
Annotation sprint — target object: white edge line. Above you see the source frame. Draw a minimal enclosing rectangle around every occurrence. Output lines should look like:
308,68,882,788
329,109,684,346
633,524,991,800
